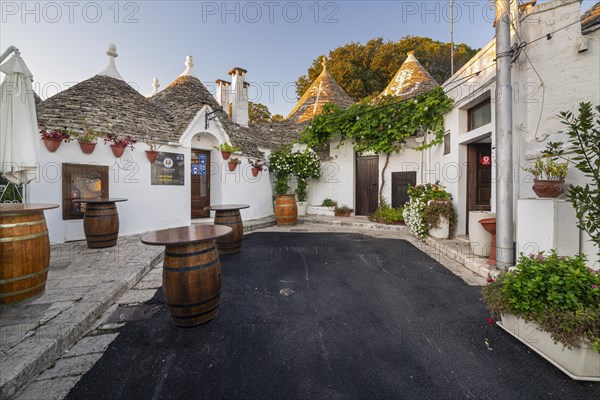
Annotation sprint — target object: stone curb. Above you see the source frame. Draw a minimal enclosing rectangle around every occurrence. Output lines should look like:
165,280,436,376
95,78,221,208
0,243,163,400
299,217,410,232
424,236,497,279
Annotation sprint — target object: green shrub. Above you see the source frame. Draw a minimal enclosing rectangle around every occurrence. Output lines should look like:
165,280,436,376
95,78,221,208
483,251,600,351
369,202,404,224
321,198,337,207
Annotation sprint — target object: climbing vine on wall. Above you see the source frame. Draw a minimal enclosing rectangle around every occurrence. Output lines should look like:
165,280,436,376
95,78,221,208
299,87,453,201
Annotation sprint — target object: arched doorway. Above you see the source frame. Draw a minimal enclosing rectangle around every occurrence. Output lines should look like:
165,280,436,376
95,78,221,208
191,149,210,218
190,132,221,219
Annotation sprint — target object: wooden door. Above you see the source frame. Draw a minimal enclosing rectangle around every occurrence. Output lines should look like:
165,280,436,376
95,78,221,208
391,171,417,208
466,144,492,231
191,150,210,218
355,155,379,215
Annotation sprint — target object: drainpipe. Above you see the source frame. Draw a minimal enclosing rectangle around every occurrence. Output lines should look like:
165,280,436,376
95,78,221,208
495,0,514,270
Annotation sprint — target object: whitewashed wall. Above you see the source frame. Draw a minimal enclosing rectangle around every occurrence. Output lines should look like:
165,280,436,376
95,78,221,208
183,107,274,221
308,140,355,208
29,139,189,244
440,0,599,262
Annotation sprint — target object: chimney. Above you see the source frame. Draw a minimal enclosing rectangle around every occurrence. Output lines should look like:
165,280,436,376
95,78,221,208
228,67,248,127
215,79,230,110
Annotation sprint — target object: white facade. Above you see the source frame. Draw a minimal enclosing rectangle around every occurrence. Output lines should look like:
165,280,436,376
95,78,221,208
30,103,275,244
308,0,599,264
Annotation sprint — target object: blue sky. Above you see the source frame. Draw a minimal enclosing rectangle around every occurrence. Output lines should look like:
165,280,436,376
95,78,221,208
1,1,595,116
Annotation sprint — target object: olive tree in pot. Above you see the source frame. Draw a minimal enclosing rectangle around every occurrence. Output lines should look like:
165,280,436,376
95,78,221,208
292,149,322,216
483,251,600,381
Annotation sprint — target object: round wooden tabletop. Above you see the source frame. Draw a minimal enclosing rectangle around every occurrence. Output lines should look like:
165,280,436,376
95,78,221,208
0,203,59,213
141,225,233,246
73,198,128,204
204,204,250,211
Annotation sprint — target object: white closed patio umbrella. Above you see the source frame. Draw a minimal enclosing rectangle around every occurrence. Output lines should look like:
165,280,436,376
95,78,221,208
0,47,39,198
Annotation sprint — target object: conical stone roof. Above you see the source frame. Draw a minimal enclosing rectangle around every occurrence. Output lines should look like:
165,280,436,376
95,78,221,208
150,74,222,135
286,57,354,124
379,52,438,99
37,75,177,141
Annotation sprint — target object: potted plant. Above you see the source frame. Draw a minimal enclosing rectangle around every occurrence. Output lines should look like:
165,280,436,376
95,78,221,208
292,149,322,216
483,251,600,380
145,140,162,163
523,144,569,198
423,199,457,239
39,126,71,152
248,159,267,177
104,133,137,158
228,157,241,171
403,181,453,239
214,142,240,160
74,120,100,154
334,205,353,217
269,148,297,226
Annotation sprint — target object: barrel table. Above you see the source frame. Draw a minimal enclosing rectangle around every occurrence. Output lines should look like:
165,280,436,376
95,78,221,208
0,203,58,306
205,204,250,254
74,198,127,249
141,225,232,328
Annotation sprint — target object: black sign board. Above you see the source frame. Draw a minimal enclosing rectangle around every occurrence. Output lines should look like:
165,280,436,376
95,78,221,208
151,152,185,185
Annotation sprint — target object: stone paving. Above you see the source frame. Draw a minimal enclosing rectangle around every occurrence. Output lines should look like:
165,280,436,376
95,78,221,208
0,236,163,400
6,219,489,399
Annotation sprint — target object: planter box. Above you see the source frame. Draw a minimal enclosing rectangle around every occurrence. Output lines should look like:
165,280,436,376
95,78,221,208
428,216,449,239
306,206,335,216
498,313,599,381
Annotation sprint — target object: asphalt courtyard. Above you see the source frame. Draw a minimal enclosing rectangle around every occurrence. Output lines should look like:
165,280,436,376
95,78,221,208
65,232,599,399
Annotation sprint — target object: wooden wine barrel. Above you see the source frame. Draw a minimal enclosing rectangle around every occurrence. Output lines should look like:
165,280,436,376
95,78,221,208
83,203,119,248
214,210,243,254
162,242,222,327
0,210,51,305
274,195,298,226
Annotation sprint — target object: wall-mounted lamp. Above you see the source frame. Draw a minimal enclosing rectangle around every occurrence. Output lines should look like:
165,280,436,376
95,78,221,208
414,132,426,144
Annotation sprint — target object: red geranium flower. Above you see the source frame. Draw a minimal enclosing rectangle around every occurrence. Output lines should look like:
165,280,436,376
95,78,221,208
487,317,495,325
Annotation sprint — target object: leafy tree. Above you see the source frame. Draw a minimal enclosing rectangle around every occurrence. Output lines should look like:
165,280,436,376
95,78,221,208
295,36,478,100
249,102,272,124
271,114,284,122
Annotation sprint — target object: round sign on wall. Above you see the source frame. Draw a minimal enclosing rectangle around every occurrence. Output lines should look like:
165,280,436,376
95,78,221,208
480,155,492,166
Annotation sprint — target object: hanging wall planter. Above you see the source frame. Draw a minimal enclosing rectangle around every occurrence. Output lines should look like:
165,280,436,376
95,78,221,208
110,144,126,158
146,150,159,163
78,141,97,155
228,158,241,171
104,133,136,158
251,167,261,177
221,151,231,160
40,127,70,153
43,138,62,153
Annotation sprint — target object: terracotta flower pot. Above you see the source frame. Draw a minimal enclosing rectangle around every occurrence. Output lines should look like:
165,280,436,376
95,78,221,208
43,138,61,152
110,144,126,158
78,141,96,154
146,150,159,163
532,179,565,198
251,167,261,177
228,162,238,171
221,151,231,160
